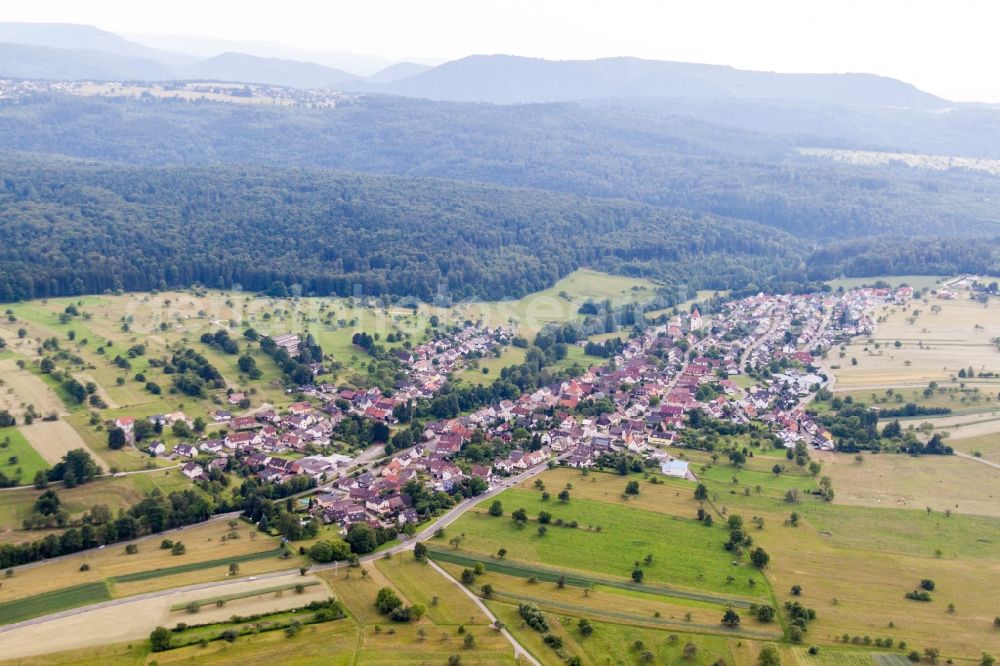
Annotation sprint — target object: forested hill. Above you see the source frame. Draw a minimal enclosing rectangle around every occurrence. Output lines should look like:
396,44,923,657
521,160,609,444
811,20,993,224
0,153,804,303
3,93,1000,241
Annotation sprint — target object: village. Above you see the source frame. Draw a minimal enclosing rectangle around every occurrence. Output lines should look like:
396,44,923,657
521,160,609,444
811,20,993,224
106,285,909,541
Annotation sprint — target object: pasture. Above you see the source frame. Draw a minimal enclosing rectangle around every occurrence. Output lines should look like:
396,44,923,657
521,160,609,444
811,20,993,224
446,485,769,598
822,451,1000,517
484,464,1000,660
0,426,49,483
834,293,1000,389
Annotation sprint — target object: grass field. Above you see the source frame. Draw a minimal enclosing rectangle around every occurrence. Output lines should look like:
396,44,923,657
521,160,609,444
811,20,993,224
445,484,770,599
469,269,659,337
950,432,1000,463
824,384,1000,418
834,292,1000,389
472,464,1000,660
374,553,487,626
310,553,516,664
0,581,110,625
111,546,287,583
822,451,1000,517
0,468,194,536
0,426,49,483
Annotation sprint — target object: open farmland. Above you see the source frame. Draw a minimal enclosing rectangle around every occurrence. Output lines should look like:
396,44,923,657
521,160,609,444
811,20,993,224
0,520,292,609
0,571,331,661
834,292,1000,389
0,358,66,418
445,486,769,598
822,451,1000,517
460,463,1000,660
20,419,106,468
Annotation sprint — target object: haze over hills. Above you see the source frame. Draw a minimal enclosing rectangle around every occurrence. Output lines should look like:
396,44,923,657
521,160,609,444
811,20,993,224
0,42,175,81
0,21,194,65
122,31,405,76
0,22,955,112
183,52,355,89
344,54,950,108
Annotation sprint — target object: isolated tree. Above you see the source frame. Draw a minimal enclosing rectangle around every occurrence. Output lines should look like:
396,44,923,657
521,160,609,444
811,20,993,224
488,500,503,517
694,483,708,500
721,608,741,627
750,547,770,569
413,542,428,561
149,626,172,652
631,568,645,583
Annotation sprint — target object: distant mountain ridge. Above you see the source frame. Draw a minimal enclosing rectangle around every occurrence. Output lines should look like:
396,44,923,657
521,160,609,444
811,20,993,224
183,52,355,88
0,22,193,65
0,23,952,110
0,42,174,81
345,55,948,108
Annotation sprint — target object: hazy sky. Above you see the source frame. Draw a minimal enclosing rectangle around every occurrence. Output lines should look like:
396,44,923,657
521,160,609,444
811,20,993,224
3,0,999,102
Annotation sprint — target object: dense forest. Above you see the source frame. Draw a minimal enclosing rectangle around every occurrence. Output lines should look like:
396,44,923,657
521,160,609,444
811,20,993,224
0,93,998,304
2,94,1000,242
0,153,805,302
